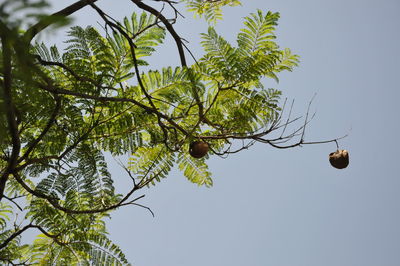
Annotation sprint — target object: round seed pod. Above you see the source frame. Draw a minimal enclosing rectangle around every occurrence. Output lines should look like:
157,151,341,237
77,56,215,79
329,149,349,169
189,141,209,158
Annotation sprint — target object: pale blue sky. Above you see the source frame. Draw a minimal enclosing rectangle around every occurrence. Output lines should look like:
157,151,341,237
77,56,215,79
39,0,400,265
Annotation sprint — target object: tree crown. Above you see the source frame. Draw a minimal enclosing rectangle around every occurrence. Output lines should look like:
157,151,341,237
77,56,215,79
0,0,342,264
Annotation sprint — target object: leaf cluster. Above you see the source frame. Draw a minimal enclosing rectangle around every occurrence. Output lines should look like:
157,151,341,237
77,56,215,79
186,0,242,23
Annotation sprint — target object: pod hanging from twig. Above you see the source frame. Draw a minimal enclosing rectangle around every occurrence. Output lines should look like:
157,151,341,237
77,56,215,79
329,149,349,169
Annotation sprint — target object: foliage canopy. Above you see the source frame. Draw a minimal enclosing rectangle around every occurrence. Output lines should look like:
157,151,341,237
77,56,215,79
0,0,338,264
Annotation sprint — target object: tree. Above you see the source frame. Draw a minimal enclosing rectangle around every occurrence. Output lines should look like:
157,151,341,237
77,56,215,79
0,0,344,264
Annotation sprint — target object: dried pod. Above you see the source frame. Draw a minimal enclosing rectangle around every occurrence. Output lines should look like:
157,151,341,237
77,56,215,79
189,141,209,158
329,149,349,169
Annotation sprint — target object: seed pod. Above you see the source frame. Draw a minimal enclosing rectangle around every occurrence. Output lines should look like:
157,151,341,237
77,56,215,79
189,141,209,158
329,149,349,169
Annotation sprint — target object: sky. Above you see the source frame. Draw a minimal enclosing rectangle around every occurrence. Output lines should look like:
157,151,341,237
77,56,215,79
37,0,400,265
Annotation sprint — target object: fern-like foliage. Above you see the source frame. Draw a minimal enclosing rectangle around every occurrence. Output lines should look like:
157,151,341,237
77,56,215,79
122,12,166,59
178,153,213,187
1,5,300,264
85,234,130,265
34,143,119,208
24,196,129,265
192,10,298,137
64,26,115,82
123,10,299,187
201,27,241,82
186,0,242,24
200,10,299,84
24,231,130,265
128,144,175,186
1,12,167,263
140,67,194,115
0,202,12,231
0,228,30,263
237,10,280,55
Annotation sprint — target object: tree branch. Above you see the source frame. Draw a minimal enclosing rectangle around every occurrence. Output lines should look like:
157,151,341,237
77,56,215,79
0,224,32,250
0,223,64,251
3,195,23,211
129,0,187,66
36,81,189,136
24,0,99,41
0,25,21,201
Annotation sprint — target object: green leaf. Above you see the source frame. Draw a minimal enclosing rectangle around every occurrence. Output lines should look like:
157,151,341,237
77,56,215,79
178,153,213,187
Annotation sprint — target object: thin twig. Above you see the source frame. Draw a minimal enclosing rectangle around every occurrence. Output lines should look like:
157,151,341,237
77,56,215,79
3,196,24,211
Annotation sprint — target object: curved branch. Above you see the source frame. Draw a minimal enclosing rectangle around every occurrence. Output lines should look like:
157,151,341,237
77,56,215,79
3,195,24,211
0,26,21,201
0,224,63,250
129,0,187,66
36,82,189,136
0,225,32,250
24,0,99,41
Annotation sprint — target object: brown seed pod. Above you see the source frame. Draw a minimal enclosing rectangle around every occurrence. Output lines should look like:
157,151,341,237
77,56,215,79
189,141,209,158
329,149,349,169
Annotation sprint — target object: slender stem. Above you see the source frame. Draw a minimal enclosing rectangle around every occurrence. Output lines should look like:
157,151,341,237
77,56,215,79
3,196,23,211
24,0,100,41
